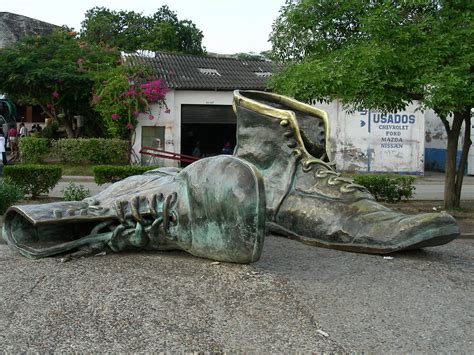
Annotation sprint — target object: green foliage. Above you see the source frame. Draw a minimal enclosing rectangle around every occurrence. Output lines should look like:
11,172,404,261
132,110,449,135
51,138,129,164
270,0,473,208
93,165,158,185
0,178,24,214
269,1,473,116
92,66,168,138
0,29,119,138
40,121,60,140
61,182,90,201
232,52,271,61
80,6,205,54
19,137,50,163
3,165,62,199
353,174,416,203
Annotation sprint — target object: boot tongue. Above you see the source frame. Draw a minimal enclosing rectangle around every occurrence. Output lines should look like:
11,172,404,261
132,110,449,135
293,111,328,161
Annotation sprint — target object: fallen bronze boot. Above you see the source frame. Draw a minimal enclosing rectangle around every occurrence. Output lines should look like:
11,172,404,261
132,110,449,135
233,90,459,254
2,156,265,263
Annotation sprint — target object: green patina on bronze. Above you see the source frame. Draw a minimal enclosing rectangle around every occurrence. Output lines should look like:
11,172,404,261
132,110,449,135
2,156,266,263
2,91,460,261
232,90,460,254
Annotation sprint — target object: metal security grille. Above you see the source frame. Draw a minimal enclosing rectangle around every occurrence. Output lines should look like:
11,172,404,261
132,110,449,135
181,105,236,124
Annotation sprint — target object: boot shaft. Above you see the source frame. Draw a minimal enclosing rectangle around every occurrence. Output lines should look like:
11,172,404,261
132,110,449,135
233,90,331,218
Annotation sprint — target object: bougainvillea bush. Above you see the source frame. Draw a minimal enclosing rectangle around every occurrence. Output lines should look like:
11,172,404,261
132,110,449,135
93,66,168,138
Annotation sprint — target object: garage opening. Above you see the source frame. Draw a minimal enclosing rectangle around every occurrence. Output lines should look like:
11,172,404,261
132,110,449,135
181,105,236,159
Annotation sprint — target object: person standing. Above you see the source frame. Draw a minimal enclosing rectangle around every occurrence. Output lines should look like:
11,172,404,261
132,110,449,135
192,141,201,158
19,123,28,137
221,142,233,155
0,129,7,165
7,125,18,162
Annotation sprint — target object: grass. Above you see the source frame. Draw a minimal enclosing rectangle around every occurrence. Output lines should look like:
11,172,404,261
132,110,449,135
58,164,95,176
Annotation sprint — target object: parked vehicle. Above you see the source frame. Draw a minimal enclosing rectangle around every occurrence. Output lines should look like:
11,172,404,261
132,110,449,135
0,99,17,133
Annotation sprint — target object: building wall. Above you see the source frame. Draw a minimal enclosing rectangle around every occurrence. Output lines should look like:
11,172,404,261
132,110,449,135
424,109,469,173
132,89,234,166
313,100,425,174
140,91,471,175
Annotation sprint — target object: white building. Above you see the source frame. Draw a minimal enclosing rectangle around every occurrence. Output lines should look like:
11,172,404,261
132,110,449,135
126,52,472,175
125,52,275,167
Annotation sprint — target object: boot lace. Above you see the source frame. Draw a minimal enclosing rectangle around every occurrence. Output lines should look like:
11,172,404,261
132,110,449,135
297,151,368,193
280,118,367,194
108,192,178,251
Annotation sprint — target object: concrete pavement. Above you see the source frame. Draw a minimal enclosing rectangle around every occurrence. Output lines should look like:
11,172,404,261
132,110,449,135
1,172,473,352
0,235,472,352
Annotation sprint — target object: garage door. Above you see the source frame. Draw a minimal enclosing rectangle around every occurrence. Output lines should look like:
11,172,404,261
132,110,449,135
181,105,236,124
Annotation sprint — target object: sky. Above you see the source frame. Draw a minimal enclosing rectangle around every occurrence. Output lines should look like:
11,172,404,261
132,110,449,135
2,0,286,54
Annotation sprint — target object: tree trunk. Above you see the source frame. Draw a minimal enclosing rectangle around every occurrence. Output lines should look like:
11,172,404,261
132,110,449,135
454,111,472,201
61,118,75,138
443,110,471,209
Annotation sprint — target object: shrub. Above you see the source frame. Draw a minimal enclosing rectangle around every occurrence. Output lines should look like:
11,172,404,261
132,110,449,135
353,174,416,203
93,165,158,185
51,138,129,164
61,182,90,201
0,178,24,214
41,121,60,139
3,164,62,199
19,137,50,163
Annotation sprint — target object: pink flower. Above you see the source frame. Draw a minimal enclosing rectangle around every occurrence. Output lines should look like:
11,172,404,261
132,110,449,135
111,113,120,120
148,114,154,120
126,122,134,130
52,91,59,98
46,103,53,109
132,110,139,117
91,94,101,104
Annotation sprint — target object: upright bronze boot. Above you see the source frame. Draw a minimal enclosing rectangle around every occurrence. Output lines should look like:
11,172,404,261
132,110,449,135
233,90,459,254
3,156,265,263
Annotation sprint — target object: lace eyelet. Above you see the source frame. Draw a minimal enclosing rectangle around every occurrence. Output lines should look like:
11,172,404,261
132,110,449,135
340,185,357,193
316,170,328,178
302,165,312,173
327,176,340,185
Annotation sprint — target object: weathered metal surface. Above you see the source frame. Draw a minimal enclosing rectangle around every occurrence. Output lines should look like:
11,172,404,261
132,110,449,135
2,156,266,263
233,90,459,254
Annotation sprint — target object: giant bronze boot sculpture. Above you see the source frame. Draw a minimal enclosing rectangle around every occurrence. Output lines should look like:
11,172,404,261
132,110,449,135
233,90,459,254
3,156,265,263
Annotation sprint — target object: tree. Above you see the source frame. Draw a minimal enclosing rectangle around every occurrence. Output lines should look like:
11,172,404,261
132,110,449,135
270,0,473,209
232,51,272,61
0,29,119,137
92,66,168,139
80,6,205,54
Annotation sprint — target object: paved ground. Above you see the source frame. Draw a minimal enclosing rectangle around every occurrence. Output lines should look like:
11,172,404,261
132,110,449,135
0,235,472,352
1,172,472,352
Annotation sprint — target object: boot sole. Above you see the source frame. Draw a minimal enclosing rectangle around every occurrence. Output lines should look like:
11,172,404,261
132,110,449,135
266,222,459,254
